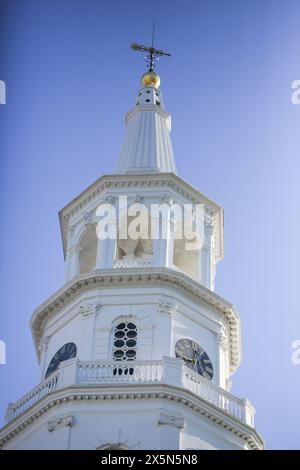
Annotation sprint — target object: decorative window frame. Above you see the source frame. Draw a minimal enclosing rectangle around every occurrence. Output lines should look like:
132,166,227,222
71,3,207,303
76,223,98,275
111,319,138,362
94,306,153,361
108,312,153,361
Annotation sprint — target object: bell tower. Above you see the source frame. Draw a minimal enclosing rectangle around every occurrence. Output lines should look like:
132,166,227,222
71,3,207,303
0,42,264,451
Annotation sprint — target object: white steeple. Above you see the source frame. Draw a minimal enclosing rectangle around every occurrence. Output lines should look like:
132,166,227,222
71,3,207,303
0,42,264,452
115,72,177,174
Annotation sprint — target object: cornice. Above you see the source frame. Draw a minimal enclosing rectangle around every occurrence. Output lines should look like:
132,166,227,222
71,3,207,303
59,173,224,261
125,104,171,126
30,268,241,373
0,384,264,450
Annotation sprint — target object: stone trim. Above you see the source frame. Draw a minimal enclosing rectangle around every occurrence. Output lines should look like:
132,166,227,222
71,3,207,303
58,173,223,261
158,412,185,429
47,414,74,432
0,385,264,450
79,302,101,318
30,268,241,373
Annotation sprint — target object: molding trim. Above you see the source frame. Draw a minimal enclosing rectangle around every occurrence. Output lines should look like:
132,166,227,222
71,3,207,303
79,302,101,318
58,173,223,262
0,385,264,450
47,414,74,432
38,335,49,354
30,268,241,373
157,301,177,317
217,327,229,352
158,412,185,429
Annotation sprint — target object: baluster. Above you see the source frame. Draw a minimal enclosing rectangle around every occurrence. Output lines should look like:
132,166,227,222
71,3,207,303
87,365,92,382
87,364,92,382
238,403,243,421
106,363,111,381
157,363,161,382
157,363,162,382
83,364,88,382
142,363,147,382
152,364,156,382
76,366,81,383
212,388,218,407
158,363,162,382
192,376,196,394
94,364,99,383
91,364,96,383
79,365,84,383
219,392,224,411
133,364,139,382
94,365,99,382
146,364,151,382
137,364,141,382
228,398,233,416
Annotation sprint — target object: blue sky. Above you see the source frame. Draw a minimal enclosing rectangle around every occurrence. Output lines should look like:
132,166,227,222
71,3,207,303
1,0,300,449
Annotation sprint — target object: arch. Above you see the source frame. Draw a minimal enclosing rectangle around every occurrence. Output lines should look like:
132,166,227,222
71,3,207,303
95,311,153,362
108,312,153,362
173,236,198,280
79,225,97,274
116,211,153,266
112,320,138,362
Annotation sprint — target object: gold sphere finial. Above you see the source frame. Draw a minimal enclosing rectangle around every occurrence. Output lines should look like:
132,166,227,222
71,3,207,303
141,71,160,89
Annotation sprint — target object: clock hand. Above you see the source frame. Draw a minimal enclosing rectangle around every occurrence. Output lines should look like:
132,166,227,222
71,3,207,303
182,351,197,362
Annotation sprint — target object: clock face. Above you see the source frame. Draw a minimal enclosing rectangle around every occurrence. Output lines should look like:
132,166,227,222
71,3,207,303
45,342,77,379
175,338,214,381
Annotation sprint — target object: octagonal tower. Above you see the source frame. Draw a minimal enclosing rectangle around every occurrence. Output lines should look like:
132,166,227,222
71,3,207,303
0,65,264,450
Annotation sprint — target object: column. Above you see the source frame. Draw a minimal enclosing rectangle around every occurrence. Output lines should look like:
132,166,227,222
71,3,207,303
153,196,174,268
65,243,80,281
95,195,117,269
197,221,214,289
79,302,101,360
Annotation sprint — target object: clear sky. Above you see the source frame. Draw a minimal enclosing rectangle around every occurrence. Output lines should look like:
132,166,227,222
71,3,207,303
0,0,300,450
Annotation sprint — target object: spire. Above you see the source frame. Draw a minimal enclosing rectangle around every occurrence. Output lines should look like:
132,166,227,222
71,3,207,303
114,39,177,175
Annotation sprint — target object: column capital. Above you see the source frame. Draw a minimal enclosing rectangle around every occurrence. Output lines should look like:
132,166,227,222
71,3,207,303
157,301,177,317
217,327,229,351
79,302,101,318
160,193,174,205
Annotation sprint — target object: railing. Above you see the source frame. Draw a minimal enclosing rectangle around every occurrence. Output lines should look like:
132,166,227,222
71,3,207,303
5,371,59,422
113,258,153,268
77,361,163,384
4,358,254,427
182,367,246,424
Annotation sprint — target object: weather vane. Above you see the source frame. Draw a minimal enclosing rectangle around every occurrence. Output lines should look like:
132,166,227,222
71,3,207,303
130,22,171,72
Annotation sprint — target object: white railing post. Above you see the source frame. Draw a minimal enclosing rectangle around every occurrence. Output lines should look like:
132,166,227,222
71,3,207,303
4,403,15,422
163,356,184,387
4,359,255,429
242,398,255,426
57,357,78,388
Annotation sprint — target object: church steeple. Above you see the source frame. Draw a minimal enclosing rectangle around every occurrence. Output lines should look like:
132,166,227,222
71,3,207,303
114,41,177,175
0,38,264,452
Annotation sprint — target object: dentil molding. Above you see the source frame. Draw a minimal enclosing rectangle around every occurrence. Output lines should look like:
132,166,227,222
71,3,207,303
0,389,264,450
31,268,241,373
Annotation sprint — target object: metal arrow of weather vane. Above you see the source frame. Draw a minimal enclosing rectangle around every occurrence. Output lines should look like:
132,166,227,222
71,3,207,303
130,22,171,72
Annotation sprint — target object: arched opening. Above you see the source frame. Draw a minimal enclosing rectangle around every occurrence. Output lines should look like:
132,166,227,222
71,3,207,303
173,237,198,280
116,213,153,267
79,226,97,274
112,320,137,377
